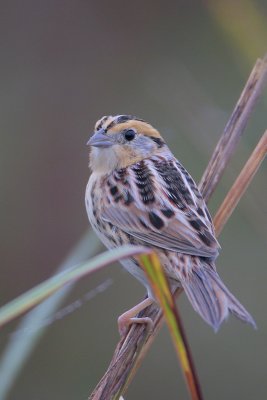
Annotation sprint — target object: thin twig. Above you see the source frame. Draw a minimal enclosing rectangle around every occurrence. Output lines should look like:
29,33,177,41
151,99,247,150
199,54,267,202
89,56,267,400
214,130,267,236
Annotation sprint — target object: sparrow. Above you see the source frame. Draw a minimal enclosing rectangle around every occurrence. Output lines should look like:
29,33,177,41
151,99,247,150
85,114,255,335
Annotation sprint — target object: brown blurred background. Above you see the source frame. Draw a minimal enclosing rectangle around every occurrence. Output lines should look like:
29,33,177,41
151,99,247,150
0,1,266,399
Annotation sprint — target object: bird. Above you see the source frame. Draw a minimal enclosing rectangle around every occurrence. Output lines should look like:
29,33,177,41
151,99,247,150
85,114,256,336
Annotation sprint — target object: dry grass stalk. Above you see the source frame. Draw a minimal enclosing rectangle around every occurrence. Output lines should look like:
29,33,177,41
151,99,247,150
199,54,267,201
89,56,267,400
214,130,267,236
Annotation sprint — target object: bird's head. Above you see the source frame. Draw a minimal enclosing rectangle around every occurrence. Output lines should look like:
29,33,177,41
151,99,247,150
87,115,166,173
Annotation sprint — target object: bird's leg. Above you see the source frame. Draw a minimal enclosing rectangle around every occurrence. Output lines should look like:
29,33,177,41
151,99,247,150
118,297,154,337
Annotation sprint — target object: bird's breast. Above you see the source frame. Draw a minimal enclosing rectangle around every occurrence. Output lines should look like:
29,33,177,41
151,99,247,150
86,173,127,249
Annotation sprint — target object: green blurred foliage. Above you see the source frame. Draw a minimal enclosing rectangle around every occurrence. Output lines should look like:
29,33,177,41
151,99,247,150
0,1,266,399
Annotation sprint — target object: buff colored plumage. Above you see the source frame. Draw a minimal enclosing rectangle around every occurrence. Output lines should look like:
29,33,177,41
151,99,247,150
86,115,255,335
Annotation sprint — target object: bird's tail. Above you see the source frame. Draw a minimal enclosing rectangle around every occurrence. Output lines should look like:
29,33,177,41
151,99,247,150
181,264,256,331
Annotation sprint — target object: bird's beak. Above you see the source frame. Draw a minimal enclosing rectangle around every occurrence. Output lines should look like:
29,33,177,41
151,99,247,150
87,129,114,148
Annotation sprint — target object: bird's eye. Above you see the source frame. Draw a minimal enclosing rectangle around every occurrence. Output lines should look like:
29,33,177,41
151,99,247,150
124,129,136,141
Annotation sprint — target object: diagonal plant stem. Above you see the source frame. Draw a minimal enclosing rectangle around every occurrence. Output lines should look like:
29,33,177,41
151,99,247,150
199,53,267,201
214,130,267,236
89,55,267,400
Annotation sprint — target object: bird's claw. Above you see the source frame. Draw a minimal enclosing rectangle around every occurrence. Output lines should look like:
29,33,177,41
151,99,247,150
118,316,153,337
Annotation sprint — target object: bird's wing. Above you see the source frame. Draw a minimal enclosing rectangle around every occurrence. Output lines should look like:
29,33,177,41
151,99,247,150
101,157,220,258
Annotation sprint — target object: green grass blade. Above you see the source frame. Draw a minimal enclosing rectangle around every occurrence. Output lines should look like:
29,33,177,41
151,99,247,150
0,245,149,329
0,230,101,399
139,252,203,400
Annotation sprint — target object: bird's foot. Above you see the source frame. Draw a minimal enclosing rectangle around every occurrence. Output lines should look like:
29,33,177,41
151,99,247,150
117,297,154,337
118,315,153,337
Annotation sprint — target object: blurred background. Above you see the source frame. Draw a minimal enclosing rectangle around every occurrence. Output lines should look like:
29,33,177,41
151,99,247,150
0,1,266,399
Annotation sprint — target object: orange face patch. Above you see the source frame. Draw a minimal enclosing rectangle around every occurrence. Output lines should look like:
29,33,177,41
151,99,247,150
94,115,162,138
109,120,161,138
